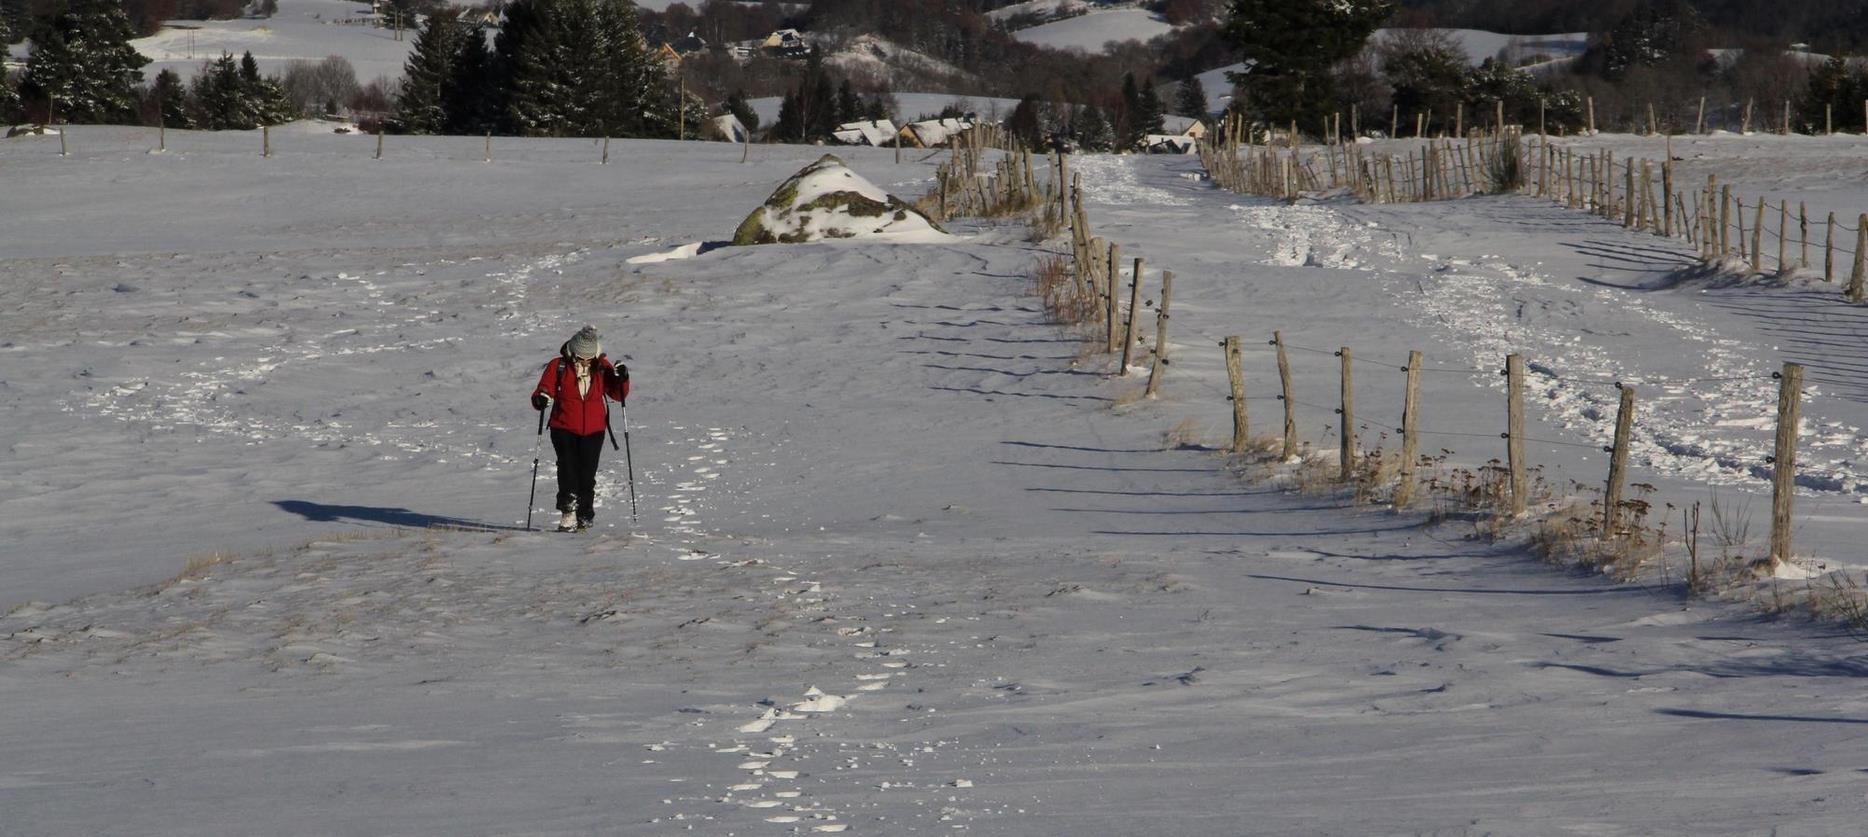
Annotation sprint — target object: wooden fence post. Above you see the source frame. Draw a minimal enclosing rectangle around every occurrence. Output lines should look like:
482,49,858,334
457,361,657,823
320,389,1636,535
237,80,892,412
1224,336,1248,452
1800,202,1809,268
1145,271,1174,398
1778,200,1788,272
1105,241,1121,352
1274,332,1296,461
1120,257,1144,372
1770,363,1804,568
1661,160,1673,236
1338,347,1355,481
1623,159,1636,228
262,124,271,158
601,135,610,165
375,125,384,160
1825,212,1837,282
1603,384,1636,535
484,132,492,163
1850,214,1868,302
1719,185,1732,256
1505,353,1527,517
1395,350,1423,509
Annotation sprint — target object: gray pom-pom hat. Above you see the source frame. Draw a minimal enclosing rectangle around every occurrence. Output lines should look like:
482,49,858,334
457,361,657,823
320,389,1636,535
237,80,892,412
565,325,602,360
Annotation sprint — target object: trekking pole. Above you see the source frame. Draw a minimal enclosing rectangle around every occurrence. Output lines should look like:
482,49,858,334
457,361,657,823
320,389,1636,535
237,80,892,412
526,403,546,531
621,402,639,521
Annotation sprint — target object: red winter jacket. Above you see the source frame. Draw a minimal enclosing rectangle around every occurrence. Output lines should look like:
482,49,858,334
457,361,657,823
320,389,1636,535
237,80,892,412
534,352,630,436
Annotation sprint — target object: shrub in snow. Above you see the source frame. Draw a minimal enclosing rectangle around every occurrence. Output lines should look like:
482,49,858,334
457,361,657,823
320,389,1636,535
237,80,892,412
731,154,946,246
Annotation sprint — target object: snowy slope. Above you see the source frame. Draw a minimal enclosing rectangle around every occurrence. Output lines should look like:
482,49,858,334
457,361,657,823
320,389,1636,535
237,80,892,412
746,92,1024,131
132,0,416,83
8,129,1868,834
1374,27,1590,67
1010,8,1173,52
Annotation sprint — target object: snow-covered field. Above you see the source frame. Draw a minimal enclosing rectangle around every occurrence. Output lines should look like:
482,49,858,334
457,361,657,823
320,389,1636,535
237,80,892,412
1009,8,1174,52
746,93,1025,131
7,126,1868,834
131,0,416,83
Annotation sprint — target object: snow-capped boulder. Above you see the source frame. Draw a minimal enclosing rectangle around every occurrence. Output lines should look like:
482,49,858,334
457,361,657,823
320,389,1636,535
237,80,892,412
731,154,946,246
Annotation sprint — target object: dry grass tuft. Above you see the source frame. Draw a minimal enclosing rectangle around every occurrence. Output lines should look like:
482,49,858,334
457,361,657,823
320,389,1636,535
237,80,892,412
1030,254,1095,326
1165,418,1206,450
167,551,236,586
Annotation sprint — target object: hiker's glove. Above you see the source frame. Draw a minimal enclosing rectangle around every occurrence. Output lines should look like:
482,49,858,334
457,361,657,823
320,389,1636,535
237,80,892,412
532,393,550,411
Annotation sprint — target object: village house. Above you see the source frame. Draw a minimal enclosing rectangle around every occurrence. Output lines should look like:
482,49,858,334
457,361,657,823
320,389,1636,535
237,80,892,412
833,119,898,147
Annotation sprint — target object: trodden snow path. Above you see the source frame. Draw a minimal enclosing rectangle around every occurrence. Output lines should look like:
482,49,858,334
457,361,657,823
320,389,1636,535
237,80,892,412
4,131,1868,834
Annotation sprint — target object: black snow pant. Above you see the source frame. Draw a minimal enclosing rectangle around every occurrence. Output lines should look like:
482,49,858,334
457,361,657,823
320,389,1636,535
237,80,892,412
551,428,605,523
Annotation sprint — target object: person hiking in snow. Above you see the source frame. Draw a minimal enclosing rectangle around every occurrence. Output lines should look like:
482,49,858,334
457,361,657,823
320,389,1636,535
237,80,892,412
531,325,630,531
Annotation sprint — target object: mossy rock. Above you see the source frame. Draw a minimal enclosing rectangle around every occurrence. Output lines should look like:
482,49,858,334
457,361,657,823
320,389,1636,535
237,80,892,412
731,154,944,246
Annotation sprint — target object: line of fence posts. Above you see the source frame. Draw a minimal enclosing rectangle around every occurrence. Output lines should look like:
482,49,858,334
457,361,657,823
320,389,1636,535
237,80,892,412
1208,337,1808,571
1526,137,1868,303
1200,114,1868,306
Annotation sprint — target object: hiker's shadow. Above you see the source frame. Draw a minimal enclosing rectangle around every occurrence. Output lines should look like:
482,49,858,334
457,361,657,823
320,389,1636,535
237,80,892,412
273,500,521,532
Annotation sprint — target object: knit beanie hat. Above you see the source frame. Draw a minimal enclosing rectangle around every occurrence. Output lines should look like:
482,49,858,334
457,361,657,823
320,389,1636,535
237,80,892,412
568,325,602,359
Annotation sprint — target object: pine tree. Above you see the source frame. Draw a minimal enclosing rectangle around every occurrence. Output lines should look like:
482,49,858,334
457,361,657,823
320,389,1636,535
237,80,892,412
1074,104,1113,152
0,61,20,125
443,23,492,134
725,89,758,131
1007,93,1043,150
500,0,581,135
1139,78,1166,136
774,88,802,140
194,53,258,130
151,68,191,129
238,51,295,125
20,0,150,123
1222,0,1391,129
1175,77,1210,120
807,50,837,138
836,78,860,127
393,8,466,134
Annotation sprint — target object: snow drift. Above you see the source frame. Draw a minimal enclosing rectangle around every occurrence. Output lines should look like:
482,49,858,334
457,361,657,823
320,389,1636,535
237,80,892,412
731,154,947,245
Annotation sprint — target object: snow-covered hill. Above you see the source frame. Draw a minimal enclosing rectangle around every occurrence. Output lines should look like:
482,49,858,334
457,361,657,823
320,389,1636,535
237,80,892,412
1010,8,1174,52
132,0,416,83
8,127,1868,834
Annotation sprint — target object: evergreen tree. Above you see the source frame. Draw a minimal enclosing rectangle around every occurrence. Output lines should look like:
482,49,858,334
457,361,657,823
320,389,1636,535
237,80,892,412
594,0,677,137
1382,32,1468,134
1117,73,1165,149
1175,77,1210,120
393,8,466,134
151,68,191,128
806,50,837,138
1006,93,1043,150
443,24,492,134
1593,0,1701,81
774,89,802,140
1118,72,1141,148
191,53,254,129
20,0,150,123
239,51,295,125
724,89,758,131
836,78,860,126
1222,0,1390,129
1075,105,1114,152
0,61,20,125
863,93,888,122
1138,78,1166,135
500,0,582,135
1799,55,1859,133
